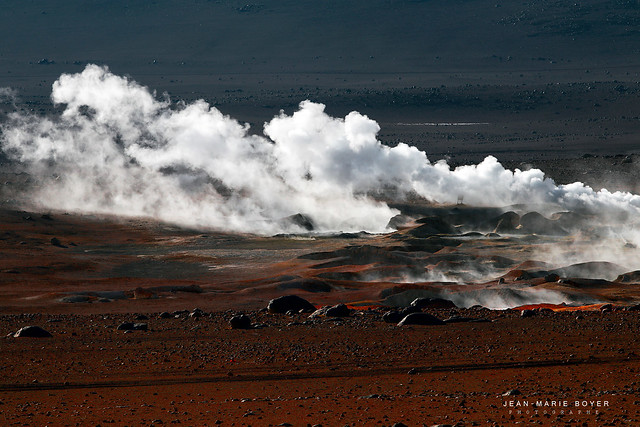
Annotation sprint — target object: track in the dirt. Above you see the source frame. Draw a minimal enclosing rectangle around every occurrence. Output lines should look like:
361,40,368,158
1,354,634,393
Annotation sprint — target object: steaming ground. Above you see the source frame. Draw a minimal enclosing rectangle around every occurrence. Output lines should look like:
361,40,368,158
2,65,640,236
2,66,640,309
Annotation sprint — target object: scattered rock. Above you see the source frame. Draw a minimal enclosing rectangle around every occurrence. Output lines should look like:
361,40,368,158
502,389,521,396
189,309,204,319
117,322,147,331
520,309,536,318
50,237,67,248
397,312,445,326
382,310,403,323
229,314,252,329
400,305,422,317
325,303,350,317
267,295,316,314
158,312,172,319
309,304,351,318
13,326,52,338
443,316,475,323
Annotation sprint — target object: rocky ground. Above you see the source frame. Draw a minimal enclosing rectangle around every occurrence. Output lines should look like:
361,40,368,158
2,304,640,426
2,1,640,424
1,198,640,425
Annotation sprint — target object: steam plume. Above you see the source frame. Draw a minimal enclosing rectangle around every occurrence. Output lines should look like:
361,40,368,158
2,65,640,234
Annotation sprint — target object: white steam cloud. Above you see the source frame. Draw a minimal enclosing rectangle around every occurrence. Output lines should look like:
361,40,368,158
2,65,640,234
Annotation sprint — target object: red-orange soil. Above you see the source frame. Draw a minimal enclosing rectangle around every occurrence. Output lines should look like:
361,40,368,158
2,309,640,426
1,207,640,426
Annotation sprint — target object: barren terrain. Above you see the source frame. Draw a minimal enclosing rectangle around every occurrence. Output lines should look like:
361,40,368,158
1,0,640,425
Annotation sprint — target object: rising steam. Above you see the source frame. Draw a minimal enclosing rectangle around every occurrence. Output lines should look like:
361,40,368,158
2,65,640,234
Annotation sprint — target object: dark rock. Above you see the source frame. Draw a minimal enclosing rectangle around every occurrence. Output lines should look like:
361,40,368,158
189,309,204,319
172,310,189,317
135,314,148,320
397,312,445,326
400,305,422,316
117,322,147,331
325,303,350,317
229,314,252,329
520,309,536,318
443,316,475,323
382,310,403,323
50,237,67,248
409,217,456,237
158,312,172,319
60,295,92,303
502,389,521,396
308,306,329,318
13,326,52,338
411,297,457,309
544,273,560,282
268,295,316,314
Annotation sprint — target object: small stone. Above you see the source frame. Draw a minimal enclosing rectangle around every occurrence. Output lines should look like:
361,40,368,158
117,322,147,331
133,323,148,331
189,308,204,318
229,314,252,329
325,304,350,317
50,237,67,248
397,312,445,326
